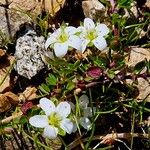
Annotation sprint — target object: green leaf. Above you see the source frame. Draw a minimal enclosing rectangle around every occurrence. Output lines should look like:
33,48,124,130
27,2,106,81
28,107,41,116
117,0,133,8
133,60,146,74
46,74,57,85
12,116,20,124
20,116,28,124
39,83,50,94
111,13,126,28
73,60,80,68
93,56,107,67
84,76,93,82
79,64,89,72
107,70,115,79
50,58,67,67
66,82,75,91
58,128,66,136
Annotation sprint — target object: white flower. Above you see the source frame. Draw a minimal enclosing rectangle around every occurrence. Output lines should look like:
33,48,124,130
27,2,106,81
29,98,74,139
72,95,95,130
45,26,82,57
78,95,93,130
78,18,109,53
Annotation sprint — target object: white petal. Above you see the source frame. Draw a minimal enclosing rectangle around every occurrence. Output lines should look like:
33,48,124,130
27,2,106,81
56,102,71,118
44,50,54,59
84,107,96,117
29,115,48,128
54,42,68,57
79,117,91,130
40,98,55,116
65,26,78,35
45,38,54,49
96,24,109,36
72,124,77,132
53,28,61,38
84,18,95,30
60,119,73,134
45,33,57,49
68,35,82,50
69,102,75,112
79,94,89,108
81,39,90,53
43,125,58,139
83,107,93,117
92,36,107,50
77,26,85,32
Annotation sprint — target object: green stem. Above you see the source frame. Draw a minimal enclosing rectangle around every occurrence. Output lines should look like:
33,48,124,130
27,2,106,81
73,115,81,136
23,131,52,150
74,93,81,117
85,124,95,150
85,88,95,150
130,110,135,150
59,136,68,150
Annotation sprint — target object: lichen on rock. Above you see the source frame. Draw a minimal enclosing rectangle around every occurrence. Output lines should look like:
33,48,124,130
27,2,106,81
14,30,45,79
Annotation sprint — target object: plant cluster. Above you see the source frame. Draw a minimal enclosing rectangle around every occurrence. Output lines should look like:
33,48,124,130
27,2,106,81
28,17,150,149
1,0,150,149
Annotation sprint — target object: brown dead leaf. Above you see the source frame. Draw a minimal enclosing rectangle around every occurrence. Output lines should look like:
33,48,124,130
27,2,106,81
0,94,11,113
101,133,117,145
19,86,37,102
0,49,6,58
75,49,92,60
0,92,19,113
42,0,65,16
0,56,15,93
4,92,19,105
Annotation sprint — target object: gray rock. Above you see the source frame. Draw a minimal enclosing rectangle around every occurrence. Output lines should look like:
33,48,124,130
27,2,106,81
82,0,106,20
0,0,41,46
15,30,45,79
0,0,66,46
125,47,150,101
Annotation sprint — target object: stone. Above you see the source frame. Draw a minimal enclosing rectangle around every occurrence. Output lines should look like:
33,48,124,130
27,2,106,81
126,47,150,66
82,0,105,20
0,0,41,45
136,78,150,101
14,30,45,79
126,47,150,101
43,0,65,16
145,0,150,8
0,0,65,46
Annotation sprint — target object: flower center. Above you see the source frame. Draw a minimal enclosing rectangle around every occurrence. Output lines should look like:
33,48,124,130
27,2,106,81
48,112,62,127
58,30,69,43
86,29,98,41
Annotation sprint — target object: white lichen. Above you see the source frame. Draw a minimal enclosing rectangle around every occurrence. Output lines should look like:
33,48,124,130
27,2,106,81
15,30,45,79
